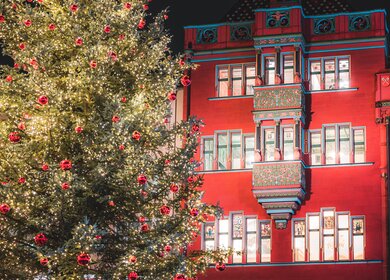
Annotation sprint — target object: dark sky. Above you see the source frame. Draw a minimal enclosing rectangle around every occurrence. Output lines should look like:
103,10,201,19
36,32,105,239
149,0,390,54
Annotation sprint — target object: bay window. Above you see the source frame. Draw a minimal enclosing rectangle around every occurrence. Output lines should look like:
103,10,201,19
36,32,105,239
264,128,275,161
265,56,276,85
282,127,294,160
283,54,294,84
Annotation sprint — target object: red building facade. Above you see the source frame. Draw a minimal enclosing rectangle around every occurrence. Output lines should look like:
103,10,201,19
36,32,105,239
183,0,390,279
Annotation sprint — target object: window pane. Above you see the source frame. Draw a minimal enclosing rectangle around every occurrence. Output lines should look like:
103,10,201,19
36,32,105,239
283,127,294,160
246,233,257,263
323,210,335,235
338,215,349,229
203,139,214,171
218,68,229,97
246,218,257,232
325,127,336,164
261,238,271,262
244,136,255,168
354,129,365,163
264,129,275,161
353,235,364,260
246,66,256,95
265,57,275,85
324,60,336,90
231,133,241,169
338,230,350,260
309,231,320,261
309,215,320,230
205,224,216,240
261,222,271,237
217,134,227,170
339,59,350,89
205,240,214,250
339,126,350,164
232,214,243,238
324,236,335,261
310,61,321,90
283,55,294,84
310,132,322,165
232,239,242,263
294,237,306,262
219,219,228,233
218,234,229,249
232,67,242,96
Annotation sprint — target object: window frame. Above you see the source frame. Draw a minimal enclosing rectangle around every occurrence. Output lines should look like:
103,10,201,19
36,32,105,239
262,126,276,162
281,53,295,84
281,125,295,161
201,136,215,171
216,63,256,97
243,134,255,168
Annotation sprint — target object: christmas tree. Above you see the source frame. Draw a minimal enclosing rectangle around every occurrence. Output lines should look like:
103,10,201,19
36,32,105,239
0,1,228,279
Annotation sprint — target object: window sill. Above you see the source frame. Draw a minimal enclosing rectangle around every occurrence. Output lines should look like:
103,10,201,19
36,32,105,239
253,83,303,89
208,95,254,101
211,260,382,268
306,88,358,94
307,162,374,168
196,168,253,174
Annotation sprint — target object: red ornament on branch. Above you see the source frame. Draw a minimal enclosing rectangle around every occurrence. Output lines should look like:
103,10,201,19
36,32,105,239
77,253,91,266
18,177,26,184
138,216,146,223
137,174,147,185
112,115,120,123
60,160,72,170
24,19,32,27
129,255,137,263
167,92,176,101
138,19,146,29
0,204,11,215
8,132,21,143
121,96,127,103
174,274,186,280
75,126,83,134
70,4,78,12
192,124,200,132
164,245,172,252
104,25,111,33
18,122,26,130
124,2,132,10
160,205,171,216
190,208,199,217
215,262,226,272
128,272,138,280
140,223,149,232
38,95,49,105
42,164,49,171
90,60,97,69
61,182,70,190
75,37,83,46
170,183,179,193
19,43,25,50
181,75,191,87
48,23,56,30
119,145,125,151
132,131,141,141
34,233,48,247
0,15,5,23
143,4,149,10
5,75,13,83
40,258,49,266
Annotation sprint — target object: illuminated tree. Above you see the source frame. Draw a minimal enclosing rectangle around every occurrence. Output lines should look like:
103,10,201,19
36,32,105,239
0,0,227,279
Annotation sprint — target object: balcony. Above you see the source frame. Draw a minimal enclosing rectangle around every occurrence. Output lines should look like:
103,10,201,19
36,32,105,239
252,160,306,229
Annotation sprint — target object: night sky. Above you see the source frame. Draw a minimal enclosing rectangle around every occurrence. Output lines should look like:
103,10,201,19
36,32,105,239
149,0,390,54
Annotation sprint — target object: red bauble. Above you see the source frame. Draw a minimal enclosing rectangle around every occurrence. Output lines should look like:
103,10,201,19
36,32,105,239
38,95,49,105
90,60,97,69
30,58,39,69
181,75,191,87
75,37,83,46
5,75,13,83
104,25,111,33
164,245,172,252
40,258,49,266
138,216,146,223
108,51,117,61
0,204,10,215
179,59,185,66
34,233,48,247
192,124,200,132
24,19,32,27
61,182,70,190
124,2,132,9
167,92,176,101
112,115,120,123
132,131,141,141
170,183,179,193
121,96,127,103
42,164,49,171
75,126,83,133
70,4,78,12
190,208,199,217
160,205,171,216
138,19,146,29
128,272,138,280
164,14,169,20
137,174,147,185
187,176,195,183
0,15,5,23
48,23,56,30
9,132,21,143
19,43,25,50
108,200,115,207
174,274,186,280
215,262,226,272
143,4,149,10
140,223,149,232
18,177,26,184
60,160,72,170
129,255,137,263
119,34,126,40
18,122,26,130
119,145,125,151
77,253,91,266
165,159,171,165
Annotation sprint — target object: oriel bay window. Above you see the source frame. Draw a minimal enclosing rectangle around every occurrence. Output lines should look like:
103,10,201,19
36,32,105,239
202,212,271,264
262,125,296,162
201,132,255,171
283,54,294,84
282,127,294,160
292,208,365,262
216,64,256,97
265,56,276,85
308,124,366,165
264,128,275,161
309,56,351,91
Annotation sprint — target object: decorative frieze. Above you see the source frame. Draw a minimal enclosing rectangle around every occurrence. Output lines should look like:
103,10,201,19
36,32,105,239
231,24,252,41
254,87,303,111
196,27,217,44
267,11,290,28
253,161,305,187
314,18,335,34
349,15,371,32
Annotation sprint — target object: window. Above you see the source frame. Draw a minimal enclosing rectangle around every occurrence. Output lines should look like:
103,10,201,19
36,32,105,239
310,60,322,90
283,55,294,84
282,127,294,160
203,213,271,264
308,124,366,166
203,138,214,171
310,131,322,165
353,129,365,163
217,134,228,170
265,56,276,85
244,136,255,168
232,66,243,96
260,222,271,262
292,209,365,262
245,65,256,95
231,133,241,169
293,220,306,262
309,57,351,91
264,128,275,161
216,64,256,97
218,67,229,97
246,218,257,263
